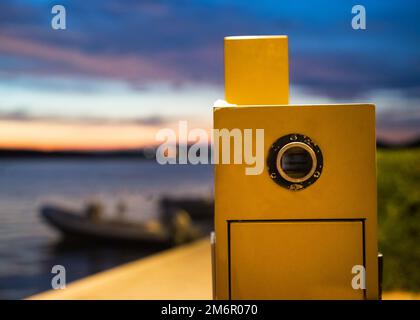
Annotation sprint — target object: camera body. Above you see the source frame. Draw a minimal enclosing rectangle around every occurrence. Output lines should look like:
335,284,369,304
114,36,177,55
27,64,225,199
213,36,379,299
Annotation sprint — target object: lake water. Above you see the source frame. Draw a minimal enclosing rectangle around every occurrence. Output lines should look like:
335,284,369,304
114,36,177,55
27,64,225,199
0,159,213,299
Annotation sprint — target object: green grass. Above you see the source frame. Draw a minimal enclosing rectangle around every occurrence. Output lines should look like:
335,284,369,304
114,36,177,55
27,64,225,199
377,148,420,291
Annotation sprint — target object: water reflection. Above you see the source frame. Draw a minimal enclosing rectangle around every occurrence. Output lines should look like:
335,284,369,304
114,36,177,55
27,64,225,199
0,159,213,299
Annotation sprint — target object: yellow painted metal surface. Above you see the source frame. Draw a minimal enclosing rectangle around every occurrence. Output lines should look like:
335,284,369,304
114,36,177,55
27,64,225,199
224,36,289,105
230,221,364,299
214,35,378,300
214,104,378,299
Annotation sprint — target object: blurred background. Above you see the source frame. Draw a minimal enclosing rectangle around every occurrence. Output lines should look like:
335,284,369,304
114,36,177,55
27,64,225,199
0,0,419,299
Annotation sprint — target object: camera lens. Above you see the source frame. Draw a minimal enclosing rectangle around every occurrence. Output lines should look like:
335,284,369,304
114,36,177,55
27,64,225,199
276,142,317,183
267,134,323,190
280,146,313,179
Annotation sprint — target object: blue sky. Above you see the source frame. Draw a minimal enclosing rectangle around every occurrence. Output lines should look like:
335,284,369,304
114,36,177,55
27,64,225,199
0,0,419,147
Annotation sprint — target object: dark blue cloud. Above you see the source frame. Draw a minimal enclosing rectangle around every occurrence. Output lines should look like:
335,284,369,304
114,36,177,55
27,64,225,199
0,0,419,98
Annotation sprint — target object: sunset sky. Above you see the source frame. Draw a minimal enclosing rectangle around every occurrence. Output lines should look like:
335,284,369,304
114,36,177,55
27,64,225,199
0,0,419,150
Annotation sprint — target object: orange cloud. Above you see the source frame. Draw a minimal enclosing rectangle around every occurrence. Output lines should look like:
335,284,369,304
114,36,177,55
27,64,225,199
0,118,212,151
0,120,158,151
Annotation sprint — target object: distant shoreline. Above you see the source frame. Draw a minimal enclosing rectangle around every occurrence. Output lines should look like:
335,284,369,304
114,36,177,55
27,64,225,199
0,149,151,159
0,139,419,159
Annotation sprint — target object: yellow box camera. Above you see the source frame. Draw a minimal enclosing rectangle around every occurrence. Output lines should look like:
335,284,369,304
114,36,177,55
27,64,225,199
213,36,379,299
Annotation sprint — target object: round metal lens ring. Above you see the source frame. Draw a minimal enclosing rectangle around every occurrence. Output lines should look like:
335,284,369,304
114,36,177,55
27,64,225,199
276,141,317,183
267,133,323,191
